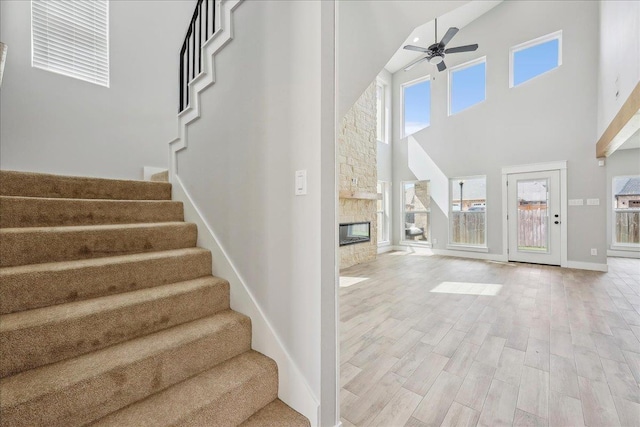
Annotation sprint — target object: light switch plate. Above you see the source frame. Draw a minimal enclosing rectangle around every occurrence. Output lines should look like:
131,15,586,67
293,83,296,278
295,170,307,195
568,199,584,206
586,198,600,206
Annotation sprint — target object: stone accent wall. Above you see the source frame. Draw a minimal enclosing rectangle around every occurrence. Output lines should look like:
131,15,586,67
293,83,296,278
339,82,377,269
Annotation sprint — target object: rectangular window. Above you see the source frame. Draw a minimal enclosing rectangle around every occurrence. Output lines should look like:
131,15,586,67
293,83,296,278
510,31,561,88
450,176,486,247
449,57,486,116
32,0,110,87
402,181,430,244
613,176,640,247
376,82,386,143
402,76,431,137
377,181,390,244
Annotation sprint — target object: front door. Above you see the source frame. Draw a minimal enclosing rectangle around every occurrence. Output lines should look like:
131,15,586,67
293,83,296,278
507,170,561,265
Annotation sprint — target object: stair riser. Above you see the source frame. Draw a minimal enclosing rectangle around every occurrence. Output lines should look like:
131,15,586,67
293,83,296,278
0,315,251,427
0,171,171,200
0,224,197,267
180,369,278,426
0,280,230,377
0,197,184,228
0,250,212,314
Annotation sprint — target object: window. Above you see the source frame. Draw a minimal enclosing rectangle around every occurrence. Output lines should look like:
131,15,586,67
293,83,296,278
402,77,431,137
510,31,561,88
449,57,486,115
612,176,640,247
402,181,430,244
32,0,109,87
377,181,390,244
376,82,387,143
450,176,486,247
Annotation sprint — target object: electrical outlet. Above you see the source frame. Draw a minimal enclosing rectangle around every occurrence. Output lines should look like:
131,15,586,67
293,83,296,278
590,248,597,256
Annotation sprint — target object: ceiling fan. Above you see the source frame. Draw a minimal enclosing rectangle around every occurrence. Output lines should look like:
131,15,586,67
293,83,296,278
403,18,479,72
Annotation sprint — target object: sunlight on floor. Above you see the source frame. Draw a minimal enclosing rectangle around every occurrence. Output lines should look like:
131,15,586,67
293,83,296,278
339,276,369,288
430,281,503,296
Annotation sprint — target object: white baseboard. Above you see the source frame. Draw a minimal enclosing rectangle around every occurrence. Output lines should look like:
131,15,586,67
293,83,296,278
607,249,640,259
173,176,319,426
565,261,609,272
377,244,394,254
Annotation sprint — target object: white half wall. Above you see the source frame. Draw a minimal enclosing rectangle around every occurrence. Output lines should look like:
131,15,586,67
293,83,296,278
391,0,605,265
0,0,193,179
172,0,333,423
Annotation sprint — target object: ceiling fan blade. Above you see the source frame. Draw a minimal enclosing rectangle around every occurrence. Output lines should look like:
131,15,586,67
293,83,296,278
403,45,430,53
404,56,429,71
445,44,479,54
437,60,447,72
439,27,459,47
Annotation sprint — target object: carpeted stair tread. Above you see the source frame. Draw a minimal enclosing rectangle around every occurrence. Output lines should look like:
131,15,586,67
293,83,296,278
0,248,212,314
0,276,230,377
0,222,197,267
0,310,252,427
0,196,184,228
91,350,278,427
240,399,311,427
0,170,171,200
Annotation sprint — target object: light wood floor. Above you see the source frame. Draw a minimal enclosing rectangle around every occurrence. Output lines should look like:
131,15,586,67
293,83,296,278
339,253,640,427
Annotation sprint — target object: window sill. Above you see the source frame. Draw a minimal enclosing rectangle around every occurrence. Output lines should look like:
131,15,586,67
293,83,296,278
400,241,432,248
610,245,640,252
446,244,489,253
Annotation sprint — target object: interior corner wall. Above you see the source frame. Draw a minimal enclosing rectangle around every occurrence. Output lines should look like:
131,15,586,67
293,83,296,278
174,0,323,408
339,82,377,269
606,148,640,250
391,0,605,265
597,0,640,138
0,0,194,180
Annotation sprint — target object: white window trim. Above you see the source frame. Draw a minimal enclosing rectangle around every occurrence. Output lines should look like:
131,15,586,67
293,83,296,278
448,56,487,116
375,80,387,144
400,180,431,246
31,0,110,87
401,75,431,139
509,30,562,88
377,181,391,246
611,175,640,250
448,175,488,249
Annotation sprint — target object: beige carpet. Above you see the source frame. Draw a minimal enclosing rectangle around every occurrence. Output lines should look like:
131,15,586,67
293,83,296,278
0,170,310,427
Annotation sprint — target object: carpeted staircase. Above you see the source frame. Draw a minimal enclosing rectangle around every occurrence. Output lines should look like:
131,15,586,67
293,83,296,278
0,170,310,427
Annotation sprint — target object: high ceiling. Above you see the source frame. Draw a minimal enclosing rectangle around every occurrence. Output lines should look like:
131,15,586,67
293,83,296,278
385,1,503,74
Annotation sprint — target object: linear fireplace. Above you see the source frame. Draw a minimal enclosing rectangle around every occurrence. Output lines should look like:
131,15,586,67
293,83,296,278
339,222,371,246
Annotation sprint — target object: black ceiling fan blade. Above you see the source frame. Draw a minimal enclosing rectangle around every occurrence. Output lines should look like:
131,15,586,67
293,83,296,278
445,44,479,54
439,27,459,47
403,45,430,53
437,60,447,72
404,56,429,71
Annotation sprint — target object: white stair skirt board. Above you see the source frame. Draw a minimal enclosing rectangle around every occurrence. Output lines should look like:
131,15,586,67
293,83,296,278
172,176,319,426
169,0,243,181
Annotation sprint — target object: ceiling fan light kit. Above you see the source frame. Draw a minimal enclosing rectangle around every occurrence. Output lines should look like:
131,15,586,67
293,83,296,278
403,18,479,72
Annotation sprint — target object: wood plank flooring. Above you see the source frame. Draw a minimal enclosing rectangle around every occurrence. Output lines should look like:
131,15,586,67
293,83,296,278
340,253,640,427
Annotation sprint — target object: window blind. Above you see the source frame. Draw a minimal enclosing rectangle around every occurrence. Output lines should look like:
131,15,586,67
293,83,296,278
31,0,109,87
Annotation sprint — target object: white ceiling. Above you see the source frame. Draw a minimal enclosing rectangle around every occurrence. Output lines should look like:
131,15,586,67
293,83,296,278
384,0,503,74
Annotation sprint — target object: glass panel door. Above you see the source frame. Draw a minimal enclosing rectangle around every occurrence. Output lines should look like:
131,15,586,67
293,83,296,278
517,179,549,252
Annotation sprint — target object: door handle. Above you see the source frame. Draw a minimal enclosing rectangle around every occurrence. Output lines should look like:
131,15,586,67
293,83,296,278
554,221,560,224
554,214,559,218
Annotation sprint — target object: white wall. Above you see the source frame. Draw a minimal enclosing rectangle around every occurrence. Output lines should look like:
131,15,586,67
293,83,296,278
337,0,468,120
597,0,640,138
174,0,331,422
391,0,605,265
0,0,194,179
606,148,640,251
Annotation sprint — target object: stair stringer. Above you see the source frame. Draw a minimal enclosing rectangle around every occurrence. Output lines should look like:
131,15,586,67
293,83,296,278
172,176,320,427
168,0,242,181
